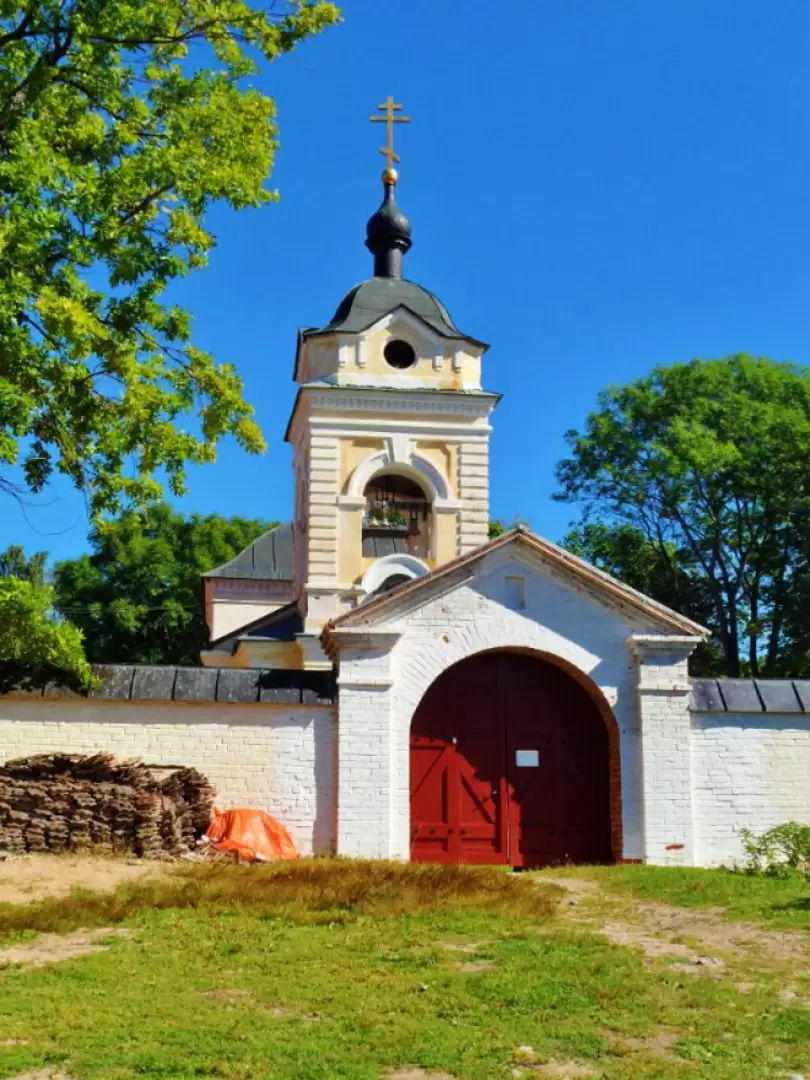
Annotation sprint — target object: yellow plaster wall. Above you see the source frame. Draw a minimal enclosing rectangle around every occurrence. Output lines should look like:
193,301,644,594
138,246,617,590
228,640,303,670
339,507,364,583
435,512,459,564
297,326,483,391
360,323,482,390
339,437,459,497
340,438,384,490
416,441,458,498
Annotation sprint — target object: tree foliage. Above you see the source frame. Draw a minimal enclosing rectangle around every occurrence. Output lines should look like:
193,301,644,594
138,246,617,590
53,503,273,665
0,541,46,585
0,576,94,691
556,355,810,677
488,516,529,539
0,0,338,515
561,522,722,674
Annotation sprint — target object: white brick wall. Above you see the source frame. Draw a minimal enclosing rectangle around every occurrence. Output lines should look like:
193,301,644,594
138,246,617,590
334,547,674,861
631,637,700,866
691,711,810,866
0,700,336,855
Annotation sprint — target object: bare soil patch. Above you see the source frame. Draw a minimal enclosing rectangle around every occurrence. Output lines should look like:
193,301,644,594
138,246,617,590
199,987,252,1002
0,855,166,905
5,1072,75,1080
436,940,488,953
387,1071,457,1079
534,1062,599,1078
542,875,806,969
457,959,496,973
511,1048,600,1078
606,1026,681,1060
0,927,130,968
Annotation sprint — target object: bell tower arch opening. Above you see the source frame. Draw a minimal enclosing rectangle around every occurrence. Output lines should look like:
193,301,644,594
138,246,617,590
362,471,432,561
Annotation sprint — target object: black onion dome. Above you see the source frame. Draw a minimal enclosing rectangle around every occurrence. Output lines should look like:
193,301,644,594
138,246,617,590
322,278,460,338
365,183,412,253
298,170,488,349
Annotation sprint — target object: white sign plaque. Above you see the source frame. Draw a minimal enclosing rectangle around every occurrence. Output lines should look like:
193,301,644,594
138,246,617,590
515,749,540,767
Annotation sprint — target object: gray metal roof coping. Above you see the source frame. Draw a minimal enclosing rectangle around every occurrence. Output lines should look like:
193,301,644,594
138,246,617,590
691,677,810,714
717,679,764,713
1,664,336,706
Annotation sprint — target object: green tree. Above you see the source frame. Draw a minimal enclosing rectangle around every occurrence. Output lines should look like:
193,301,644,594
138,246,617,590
0,0,338,515
0,577,93,691
0,542,47,585
561,522,722,674
488,516,530,539
555,355,810,677
53,503,273,665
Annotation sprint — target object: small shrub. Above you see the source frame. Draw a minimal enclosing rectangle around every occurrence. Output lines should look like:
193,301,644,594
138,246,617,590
739,822,810,879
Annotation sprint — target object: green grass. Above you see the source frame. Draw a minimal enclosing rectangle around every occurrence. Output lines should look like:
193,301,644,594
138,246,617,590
0,862,808,1079
541,864,810,929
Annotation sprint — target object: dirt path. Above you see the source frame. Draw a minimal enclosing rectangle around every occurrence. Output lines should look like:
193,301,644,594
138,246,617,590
0,928,131,969
541,875,808,983
0,855,166,905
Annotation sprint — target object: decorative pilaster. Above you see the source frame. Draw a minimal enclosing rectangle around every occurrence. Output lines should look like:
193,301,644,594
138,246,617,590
630,634,701,866
457,440,490,553
330,628,403,858
306,435,340,579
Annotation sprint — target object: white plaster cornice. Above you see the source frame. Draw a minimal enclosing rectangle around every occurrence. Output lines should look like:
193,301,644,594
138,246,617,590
285,389,497,445
329,627,402,646
629,634,703,658
306,391,498,416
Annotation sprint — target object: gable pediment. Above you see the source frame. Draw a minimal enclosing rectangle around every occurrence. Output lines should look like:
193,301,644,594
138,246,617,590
325,528,708,640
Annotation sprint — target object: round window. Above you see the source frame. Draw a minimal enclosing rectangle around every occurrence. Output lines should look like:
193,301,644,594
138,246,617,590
383,339,417,370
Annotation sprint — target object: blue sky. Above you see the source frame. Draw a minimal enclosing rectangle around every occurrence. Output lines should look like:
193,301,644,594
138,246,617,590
5,0,810,562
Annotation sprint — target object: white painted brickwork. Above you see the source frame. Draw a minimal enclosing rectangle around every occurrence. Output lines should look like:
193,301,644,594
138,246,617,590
632,638,699,867
0,700,337,855
334,547,670,861
7,552,810,869
691,711,810,867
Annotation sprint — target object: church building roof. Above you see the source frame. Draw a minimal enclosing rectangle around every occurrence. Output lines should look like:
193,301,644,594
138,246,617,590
300,165,485,348
202,521,294,581
309,277,462,339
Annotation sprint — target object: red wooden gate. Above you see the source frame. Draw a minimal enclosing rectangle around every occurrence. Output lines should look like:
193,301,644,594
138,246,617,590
410,652,612,868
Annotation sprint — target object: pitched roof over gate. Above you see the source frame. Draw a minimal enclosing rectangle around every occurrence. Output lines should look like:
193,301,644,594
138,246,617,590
324,527,709,639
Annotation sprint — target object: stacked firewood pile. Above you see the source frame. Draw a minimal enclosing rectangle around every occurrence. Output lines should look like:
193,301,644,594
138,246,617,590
0,754,216,858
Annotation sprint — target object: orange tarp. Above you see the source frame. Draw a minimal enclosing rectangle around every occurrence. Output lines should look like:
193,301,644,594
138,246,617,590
204,809,299,863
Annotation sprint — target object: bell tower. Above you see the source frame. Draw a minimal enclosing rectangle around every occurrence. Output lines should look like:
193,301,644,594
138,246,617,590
286,100,500,633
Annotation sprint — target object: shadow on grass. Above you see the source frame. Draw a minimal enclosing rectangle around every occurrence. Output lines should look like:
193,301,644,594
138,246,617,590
776,897,810,912
0,859,561,938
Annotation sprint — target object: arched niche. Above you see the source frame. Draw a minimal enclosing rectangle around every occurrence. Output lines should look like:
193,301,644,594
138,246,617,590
346,448,452,504
361,553,430,597
362,472,433,562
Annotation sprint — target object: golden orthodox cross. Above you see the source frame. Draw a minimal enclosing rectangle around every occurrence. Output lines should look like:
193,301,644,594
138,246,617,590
369,96,410,170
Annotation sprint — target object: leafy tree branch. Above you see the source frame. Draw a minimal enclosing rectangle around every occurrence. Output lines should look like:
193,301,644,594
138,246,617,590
0,0,339,516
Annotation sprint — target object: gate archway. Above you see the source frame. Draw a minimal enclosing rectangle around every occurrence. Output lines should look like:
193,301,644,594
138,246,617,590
409,651,618,868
